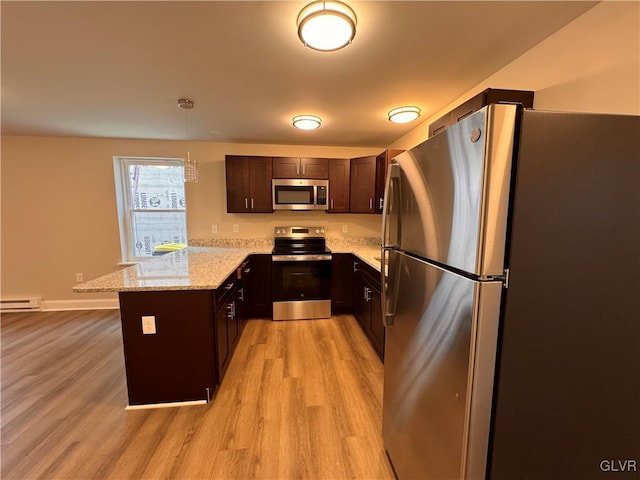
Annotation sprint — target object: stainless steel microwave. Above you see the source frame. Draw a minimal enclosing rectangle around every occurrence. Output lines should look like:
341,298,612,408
272,179,329,211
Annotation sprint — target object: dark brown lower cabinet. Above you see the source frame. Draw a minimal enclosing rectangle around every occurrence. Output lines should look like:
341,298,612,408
214,289,237,381
353,258,385,360
119,290,217,406
333,254,384,361
118,273,245,406
245,254,272,318
331,253,355,314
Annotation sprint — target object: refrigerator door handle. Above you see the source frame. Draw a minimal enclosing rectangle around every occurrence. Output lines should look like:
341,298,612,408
381,162,401,326
381,162,401,249
381,249,400,327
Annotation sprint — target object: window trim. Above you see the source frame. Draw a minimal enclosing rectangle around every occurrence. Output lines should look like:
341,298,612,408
113,156,187,263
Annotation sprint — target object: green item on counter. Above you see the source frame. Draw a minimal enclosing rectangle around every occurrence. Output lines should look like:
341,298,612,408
153,243,187,252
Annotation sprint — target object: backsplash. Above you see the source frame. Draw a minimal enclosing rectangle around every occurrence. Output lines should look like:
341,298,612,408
326,237,381,250
188,237,381,249
189,238,274,248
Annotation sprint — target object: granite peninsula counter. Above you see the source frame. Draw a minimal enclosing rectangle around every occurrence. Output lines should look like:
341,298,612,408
73,238,382,293
73,238,383,408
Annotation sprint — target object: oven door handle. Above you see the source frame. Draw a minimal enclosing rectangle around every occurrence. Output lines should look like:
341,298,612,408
272,254,332,262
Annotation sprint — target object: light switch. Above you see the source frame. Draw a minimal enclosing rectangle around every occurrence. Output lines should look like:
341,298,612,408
141,315,156,335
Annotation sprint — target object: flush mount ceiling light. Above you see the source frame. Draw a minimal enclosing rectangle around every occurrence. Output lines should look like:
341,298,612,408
388,106,421,124
297,1,357,52
292,115,322,130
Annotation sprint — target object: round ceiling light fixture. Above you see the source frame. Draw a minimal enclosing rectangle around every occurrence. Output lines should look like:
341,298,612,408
388,106,421,124
292,115,322,130
297,1,357,52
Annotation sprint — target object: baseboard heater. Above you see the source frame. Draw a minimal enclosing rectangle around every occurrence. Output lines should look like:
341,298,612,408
0,297,42,313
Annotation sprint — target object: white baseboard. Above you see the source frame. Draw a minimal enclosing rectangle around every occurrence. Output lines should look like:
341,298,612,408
125,400,207,410
41,298,120,311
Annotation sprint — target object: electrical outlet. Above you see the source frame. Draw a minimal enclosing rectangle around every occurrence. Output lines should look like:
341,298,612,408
75,272,83,282
342,224,349,233
211,224,218,234
233,224,239,233
141,316,156,335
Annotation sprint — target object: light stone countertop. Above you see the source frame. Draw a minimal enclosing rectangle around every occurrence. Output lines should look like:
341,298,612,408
73,238,383,293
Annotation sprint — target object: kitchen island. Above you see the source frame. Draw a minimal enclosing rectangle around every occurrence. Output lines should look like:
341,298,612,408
74,238,382,408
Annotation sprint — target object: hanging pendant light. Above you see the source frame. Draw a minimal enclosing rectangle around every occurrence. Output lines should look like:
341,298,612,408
297,1,357,52
178,98,198,182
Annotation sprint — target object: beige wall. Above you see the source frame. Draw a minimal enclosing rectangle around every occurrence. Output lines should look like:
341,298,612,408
2,1,639,303
390,1,640,150
0,137,380,302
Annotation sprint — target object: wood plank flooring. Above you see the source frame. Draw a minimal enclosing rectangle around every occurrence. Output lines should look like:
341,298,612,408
1,310,394,479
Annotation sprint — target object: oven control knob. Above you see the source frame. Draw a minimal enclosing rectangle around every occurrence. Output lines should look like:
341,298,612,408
315,229,320,234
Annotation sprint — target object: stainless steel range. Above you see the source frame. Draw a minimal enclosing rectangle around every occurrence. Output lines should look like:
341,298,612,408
272,226,332,321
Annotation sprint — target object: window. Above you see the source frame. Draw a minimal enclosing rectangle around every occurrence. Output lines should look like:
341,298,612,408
113,157,187,263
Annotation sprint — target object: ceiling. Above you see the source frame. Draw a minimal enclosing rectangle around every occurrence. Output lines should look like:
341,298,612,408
1,1,598,148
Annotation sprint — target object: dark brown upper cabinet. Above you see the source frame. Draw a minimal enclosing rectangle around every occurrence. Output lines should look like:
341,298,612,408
350,155,377,213
225,155,273,213
375,149,404,214
350,151,404,214
272,157,329,179
327,158,350,213
428,88,535,137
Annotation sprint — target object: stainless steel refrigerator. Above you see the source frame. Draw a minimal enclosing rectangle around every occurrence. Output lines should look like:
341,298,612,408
381,104,639,480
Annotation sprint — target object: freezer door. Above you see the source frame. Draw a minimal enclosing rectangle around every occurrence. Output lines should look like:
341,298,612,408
383,250,503,480
389,104,517,277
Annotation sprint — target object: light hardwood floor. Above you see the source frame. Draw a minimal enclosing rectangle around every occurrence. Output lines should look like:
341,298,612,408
1,310,395,479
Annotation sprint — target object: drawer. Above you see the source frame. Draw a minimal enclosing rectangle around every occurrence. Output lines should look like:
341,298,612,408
215,270,237,309
353,258,381,291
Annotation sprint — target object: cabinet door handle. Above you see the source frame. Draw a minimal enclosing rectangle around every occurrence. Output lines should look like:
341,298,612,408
296,164,300,176
353,261,359,272
225,283,234,290
243,267,251,274
239,288,245,301
245,198,248,209
251,198,254,209
330,199,334,209
302,164,306,176
369,198,373,210
379,197,384,210
364,286,372,302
